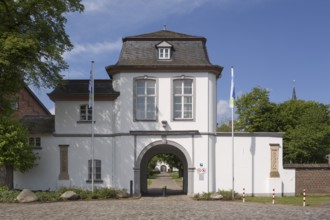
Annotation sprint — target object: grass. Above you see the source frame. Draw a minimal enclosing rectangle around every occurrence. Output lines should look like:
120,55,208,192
243,195,330,207
169,172,183,183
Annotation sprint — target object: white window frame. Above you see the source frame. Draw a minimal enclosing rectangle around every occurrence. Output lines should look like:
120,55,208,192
134,78,157,121
88,159,102,181
80,104,92,121
158,48,171,59
29,137,41,149
173,78,194,120
156,41,172,60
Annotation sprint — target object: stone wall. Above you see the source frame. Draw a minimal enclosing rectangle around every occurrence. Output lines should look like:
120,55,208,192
284,164,330,194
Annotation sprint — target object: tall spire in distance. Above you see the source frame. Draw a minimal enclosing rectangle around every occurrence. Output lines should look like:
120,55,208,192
292,80,297,100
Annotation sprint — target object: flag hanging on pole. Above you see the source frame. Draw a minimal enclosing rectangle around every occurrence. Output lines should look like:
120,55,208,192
229,66,235,109
88,67,94,108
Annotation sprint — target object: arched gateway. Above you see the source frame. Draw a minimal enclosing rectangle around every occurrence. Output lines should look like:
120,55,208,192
134,140,194,195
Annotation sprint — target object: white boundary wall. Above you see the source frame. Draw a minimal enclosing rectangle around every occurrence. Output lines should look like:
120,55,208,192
14,133,295,196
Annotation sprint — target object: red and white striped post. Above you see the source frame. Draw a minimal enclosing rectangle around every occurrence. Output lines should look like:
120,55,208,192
242,188,245,203
303,189,306,207
272,188,275,205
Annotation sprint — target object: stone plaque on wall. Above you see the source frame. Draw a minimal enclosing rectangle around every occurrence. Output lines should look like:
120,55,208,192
58,145,69,180
270,144,280,178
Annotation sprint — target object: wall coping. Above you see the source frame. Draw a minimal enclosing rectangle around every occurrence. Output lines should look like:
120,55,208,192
284,163,330,169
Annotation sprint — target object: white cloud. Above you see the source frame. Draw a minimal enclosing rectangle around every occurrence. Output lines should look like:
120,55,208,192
63,39,122,60
81,0,218,27
83,0,208,14
217,99,230,120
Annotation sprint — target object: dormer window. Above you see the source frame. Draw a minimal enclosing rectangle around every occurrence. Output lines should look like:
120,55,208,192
156,41,172,60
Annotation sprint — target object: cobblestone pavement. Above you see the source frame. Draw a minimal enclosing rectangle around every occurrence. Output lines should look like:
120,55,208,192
1,196,330,220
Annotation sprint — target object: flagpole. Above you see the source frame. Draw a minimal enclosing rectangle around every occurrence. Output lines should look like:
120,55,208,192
231,100,234,199
90,61,95,193
230,66,235,199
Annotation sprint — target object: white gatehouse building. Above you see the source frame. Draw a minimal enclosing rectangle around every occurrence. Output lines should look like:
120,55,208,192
15,30,295,196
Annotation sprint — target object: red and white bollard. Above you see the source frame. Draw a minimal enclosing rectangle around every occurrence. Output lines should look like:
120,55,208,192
242,188,245,203
303,189,306,207
272,188,275,205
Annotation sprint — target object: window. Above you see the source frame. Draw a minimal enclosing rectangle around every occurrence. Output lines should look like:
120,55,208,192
173,79,193,120
134,79,157,121
10,98,19,111
29,137,41,149
80,104,92,121
156,41,172,60
88,159,102,181
159,48,171,59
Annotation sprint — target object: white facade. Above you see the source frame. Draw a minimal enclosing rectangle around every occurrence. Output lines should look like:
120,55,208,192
14,72,295,196
14,30,295,196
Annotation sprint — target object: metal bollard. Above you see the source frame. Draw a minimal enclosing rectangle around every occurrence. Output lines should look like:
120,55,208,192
130,180,133,197
272,188,275,205
162,186,167,197
303,189,306,207
242,188,245,203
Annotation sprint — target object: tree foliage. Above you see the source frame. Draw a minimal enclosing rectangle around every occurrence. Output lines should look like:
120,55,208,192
0,116,38,172
235,87,277,132
232,86,330,163
157,154,183,171
280,101,330,163
0,0,84,111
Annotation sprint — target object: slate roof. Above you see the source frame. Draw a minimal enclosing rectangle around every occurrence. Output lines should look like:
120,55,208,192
21,115,55,134
106,30,223,77
48,80,120,102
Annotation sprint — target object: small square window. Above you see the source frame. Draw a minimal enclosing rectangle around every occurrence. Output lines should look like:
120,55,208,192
80,105,92,121
156,41,173,60
29,137,41,149
159,48,171,59
88,159,102,181
10,98,19,111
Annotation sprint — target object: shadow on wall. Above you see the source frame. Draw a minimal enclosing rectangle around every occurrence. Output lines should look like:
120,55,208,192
250,136,256,196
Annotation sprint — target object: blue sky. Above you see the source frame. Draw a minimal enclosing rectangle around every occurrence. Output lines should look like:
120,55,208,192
33,0,330,122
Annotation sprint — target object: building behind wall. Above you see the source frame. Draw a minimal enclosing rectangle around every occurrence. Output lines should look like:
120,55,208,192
0,86,52,187
14,29,295,196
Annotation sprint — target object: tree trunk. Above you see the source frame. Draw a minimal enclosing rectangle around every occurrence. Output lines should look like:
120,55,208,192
1,165,14,189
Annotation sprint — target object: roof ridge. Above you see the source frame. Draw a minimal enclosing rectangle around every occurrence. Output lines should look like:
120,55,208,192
123,30,205,42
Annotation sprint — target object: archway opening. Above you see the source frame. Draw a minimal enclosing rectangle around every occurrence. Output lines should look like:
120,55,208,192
147,153,184,196
139,144,189,196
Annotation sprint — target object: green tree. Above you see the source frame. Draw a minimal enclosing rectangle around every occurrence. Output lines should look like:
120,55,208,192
0,0,84,112
235,87,277,132
157,154,184,177
234,86,330,163
0,116,38,189
280,100,330,163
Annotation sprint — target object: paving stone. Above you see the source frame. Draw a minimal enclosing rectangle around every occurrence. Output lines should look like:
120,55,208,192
1,196,329,220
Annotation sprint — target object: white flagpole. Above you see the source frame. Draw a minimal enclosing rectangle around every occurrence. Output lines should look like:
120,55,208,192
90,61,95,193
230,66,235,199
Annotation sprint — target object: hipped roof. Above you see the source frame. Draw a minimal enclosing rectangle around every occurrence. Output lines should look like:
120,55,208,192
106,30,223,77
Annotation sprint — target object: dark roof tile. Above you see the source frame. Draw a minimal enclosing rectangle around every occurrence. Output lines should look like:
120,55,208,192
48,80,120,102
21,115,55,134
106,30,223,77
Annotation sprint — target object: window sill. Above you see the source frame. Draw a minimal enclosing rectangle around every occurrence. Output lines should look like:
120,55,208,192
134,119,157,122
77,121,96,124
32,147,42,150
86,179,103,184
173,118,194,121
